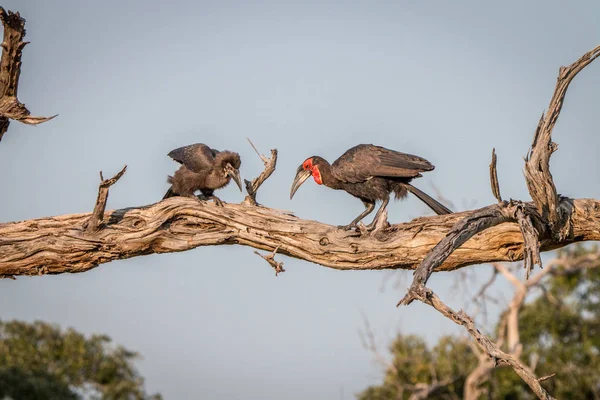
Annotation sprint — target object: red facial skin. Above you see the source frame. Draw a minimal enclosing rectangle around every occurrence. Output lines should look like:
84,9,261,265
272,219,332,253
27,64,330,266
303,158,323,185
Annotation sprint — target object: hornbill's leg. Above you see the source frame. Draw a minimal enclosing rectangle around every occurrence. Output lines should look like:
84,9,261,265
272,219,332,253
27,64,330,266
338,201,375,230
365,196,390,231
198,190,225,207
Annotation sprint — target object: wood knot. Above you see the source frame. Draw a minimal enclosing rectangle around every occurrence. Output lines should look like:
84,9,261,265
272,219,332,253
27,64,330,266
131,218,146,229
350,243,359,253
319,237,329,246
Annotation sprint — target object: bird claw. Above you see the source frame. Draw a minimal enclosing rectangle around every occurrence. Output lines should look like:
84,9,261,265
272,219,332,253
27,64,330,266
211,197,225,207
337,223,357,231
194,195,225,207
364,223,377,231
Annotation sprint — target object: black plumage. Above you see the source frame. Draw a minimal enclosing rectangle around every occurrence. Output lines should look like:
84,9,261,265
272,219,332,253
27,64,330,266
290,144,452,230
163,143,242,206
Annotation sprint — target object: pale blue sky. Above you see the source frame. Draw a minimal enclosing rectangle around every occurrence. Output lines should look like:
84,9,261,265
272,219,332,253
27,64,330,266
0,1,599,399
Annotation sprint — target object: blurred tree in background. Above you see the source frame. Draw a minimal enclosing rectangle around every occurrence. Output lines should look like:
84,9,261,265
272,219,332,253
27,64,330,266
0,320,161,400
358,246,600,399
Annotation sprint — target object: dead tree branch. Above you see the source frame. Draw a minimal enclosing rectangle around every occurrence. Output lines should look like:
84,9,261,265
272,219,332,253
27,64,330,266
489,148,502,202
1,197,600,277
254,245,285,275
243,139,277,205
0,7,55,142
84,166,127,232
524,45,600,240
413,288,554,399
397,202,516,306
514,205,542,279
398,44,599,399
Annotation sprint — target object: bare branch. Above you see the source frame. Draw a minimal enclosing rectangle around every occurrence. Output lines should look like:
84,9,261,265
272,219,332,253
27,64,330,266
515,205,542,279
84,166,127,232
489,148,502,202
0,7,56,141
538,373,556,383
246,137,268,164
2,196,599,277
398,203,515,306
254,245,285,276
411,287,555,399
524,45,600,239
243,139,278,205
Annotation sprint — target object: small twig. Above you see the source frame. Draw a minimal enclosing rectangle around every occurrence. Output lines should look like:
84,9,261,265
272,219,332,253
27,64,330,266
537,373,556,382
489,148,502,202
244,139,278,205
247,137,268,164
0,7,56,142
84,165,127,232
254,245,285,275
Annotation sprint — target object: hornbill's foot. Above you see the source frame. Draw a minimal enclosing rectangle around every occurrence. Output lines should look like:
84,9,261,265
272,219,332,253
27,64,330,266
337,223,357,231
364,223,377,231
203,195,225,207
192,195,225,207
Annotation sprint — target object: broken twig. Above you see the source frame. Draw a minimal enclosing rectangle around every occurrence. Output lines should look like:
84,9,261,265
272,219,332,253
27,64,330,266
489,148,502,202
244,138,278,205
254,245,285,275
84,165,127,232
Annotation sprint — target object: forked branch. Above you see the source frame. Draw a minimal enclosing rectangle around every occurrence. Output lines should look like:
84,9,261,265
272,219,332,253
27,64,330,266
524,45,600,239
397,44,599,399
244,138,278,205
254,245,285,275
413,288,554,399
84,166,127,232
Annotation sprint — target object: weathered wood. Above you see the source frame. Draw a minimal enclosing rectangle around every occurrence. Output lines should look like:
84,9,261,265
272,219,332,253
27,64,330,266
0,197,599,277
415,288,554,400
397,44,599,399
524,45,600,239
243,139,277,206
84,166,128,232
0,7,55,141
489,148,502,202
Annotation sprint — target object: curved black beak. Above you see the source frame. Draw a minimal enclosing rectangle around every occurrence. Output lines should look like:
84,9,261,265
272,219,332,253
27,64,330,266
290,165,311,199
225,163,243,192
230,169,243,192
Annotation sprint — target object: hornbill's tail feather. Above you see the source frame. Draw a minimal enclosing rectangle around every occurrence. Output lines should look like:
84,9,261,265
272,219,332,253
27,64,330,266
163,186,175,200
404,183,452,215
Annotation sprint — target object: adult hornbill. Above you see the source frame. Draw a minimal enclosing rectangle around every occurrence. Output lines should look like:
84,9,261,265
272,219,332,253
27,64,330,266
290,144,452,230
163,143,242,206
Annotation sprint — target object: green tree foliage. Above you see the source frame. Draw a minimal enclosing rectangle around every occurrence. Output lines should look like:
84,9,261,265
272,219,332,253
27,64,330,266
0,320,161,400
359,246,600,399
358,335,477,399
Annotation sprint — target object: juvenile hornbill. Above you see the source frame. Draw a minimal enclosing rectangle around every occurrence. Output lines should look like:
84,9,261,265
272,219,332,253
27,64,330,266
163,143,242,206
290,144,452,230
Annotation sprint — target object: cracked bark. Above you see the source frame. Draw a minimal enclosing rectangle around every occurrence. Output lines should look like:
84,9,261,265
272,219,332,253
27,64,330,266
0,7,55,141
1,9,599,399
396,44,600,399
1,198,600,277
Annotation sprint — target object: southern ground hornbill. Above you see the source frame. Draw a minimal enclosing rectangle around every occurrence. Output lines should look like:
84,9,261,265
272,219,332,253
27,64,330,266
163,143,242,206
290,144,452,230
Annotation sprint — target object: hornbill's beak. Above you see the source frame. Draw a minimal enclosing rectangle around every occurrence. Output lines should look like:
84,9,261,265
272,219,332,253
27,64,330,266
225,164,243,192
230,169,243,192
290,165,312,199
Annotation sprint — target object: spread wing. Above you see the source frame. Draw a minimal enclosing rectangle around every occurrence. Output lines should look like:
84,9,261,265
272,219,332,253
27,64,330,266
331,144,434,183
168,143,217,173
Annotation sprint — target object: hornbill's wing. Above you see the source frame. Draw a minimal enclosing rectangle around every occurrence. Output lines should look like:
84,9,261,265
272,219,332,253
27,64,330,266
168,143,217,173
331,144,434,183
